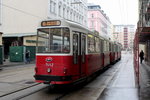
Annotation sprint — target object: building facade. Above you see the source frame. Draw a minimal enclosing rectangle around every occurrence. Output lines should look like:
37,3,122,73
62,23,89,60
87,4,113,39
1,0,88,34
135,0,150,65
113,25,135,50
0,0,88,61
48,0,88,26
1,0,48,34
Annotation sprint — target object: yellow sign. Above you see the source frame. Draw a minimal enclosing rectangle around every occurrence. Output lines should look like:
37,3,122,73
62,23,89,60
41,20,61,27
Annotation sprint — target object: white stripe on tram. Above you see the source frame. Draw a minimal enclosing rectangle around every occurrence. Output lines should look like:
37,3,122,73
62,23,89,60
36,53,72,56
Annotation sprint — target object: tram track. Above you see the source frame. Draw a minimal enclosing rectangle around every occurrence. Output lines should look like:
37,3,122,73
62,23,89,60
12,85,71,100
54,92,69,100
0,61,122,100
1,82,70,100
14,63,122,100
0,83,41,98
12,85,48,100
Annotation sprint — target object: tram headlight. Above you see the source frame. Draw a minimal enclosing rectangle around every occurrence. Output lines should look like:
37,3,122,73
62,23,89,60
47,68,51,73
63,68,67,74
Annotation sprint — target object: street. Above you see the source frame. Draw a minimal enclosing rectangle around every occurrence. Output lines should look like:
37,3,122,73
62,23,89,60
0,52,139,100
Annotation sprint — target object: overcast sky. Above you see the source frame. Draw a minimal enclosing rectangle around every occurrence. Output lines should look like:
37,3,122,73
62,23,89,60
87,0,138,25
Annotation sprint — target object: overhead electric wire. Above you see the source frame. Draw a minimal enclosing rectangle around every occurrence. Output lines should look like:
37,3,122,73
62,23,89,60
122,0,126,25
125,0,129,25
118,0,124,25
1,3,43,19
123,0,128,25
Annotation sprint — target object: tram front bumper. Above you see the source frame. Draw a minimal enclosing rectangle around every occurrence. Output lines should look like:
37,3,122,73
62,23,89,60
34,75,72,82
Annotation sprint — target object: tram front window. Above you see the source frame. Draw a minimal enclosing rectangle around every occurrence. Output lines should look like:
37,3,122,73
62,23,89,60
37,28,70,53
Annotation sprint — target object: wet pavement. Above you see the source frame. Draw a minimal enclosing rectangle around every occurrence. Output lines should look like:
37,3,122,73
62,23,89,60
0,52,144,100
0,64,37,97
16,52,139,100
139,62,150,100
98,52,139,100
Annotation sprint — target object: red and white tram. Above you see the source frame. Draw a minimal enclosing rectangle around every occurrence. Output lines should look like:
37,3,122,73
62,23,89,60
34,19,121,85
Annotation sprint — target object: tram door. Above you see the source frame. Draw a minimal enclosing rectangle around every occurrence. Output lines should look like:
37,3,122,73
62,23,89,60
73,32,86,77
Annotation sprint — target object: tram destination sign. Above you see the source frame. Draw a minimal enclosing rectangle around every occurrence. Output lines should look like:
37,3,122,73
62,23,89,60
41,20,61,27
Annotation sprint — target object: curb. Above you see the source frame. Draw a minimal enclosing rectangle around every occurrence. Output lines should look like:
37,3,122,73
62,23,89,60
0,62,35,68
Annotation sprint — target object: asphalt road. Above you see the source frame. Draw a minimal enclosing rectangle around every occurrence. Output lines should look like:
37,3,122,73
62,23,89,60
0,52,139,100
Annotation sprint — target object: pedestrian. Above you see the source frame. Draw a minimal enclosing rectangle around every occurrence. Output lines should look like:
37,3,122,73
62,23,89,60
139,50,144,64
25,50,30,64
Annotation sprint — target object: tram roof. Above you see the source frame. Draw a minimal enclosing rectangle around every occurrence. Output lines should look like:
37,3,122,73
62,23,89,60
37,19,114,42
38,19,89,30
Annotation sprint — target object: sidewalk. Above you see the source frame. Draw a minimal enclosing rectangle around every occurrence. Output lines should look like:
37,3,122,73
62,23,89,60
98,52,139,100
0,63,37,97
0,59,35,69
139,62,150,100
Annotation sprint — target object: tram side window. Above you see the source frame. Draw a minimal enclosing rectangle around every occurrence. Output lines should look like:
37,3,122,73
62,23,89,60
62,28,70,52
118,46,120,52
88,35,95,53
106,41,109,52
101,40,104,53
103,41,106,52
81,34,86,63
73,34,78,64
117,45,119,52
117,46,119,52
95,37,100,53
112,44,114,52
115,45,117,52
109,43,111,52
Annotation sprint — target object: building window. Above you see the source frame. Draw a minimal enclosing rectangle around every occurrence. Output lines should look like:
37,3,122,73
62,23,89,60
91,14,94,18
50,0,53,12
53,3,56,14
91,21,94,28
81,17,83,24
59,5,61,16
79,16,80,23
67,10,69,19
63,7,65,18
70,12,72,20
76,14,78,22
74,13,75,21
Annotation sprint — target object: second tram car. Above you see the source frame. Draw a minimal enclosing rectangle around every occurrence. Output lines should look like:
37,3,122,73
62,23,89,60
34,19,121,85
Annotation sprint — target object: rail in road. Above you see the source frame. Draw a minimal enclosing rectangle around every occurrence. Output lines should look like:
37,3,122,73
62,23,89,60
1,62,121,100
0,53,136,100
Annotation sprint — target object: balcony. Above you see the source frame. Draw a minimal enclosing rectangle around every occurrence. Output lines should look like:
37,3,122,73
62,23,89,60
146,0,150,13
135,0,150,43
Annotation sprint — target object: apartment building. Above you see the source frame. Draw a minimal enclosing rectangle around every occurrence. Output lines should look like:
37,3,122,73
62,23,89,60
0,0,88,34
87,4,113,39
0,0,88,61
113,25,135,50
49,0,88,26
135,0,150,65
